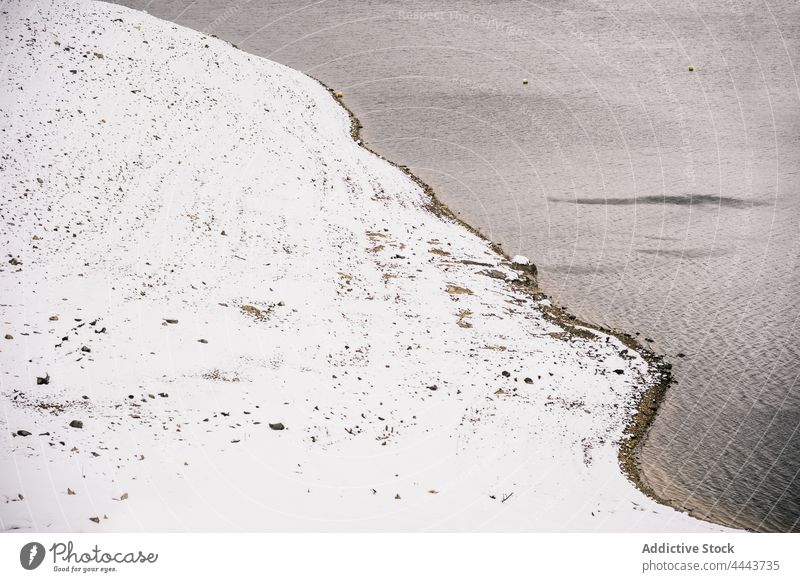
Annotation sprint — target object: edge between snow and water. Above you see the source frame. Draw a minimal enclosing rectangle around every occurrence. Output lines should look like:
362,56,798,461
304,78,688,526
0,0,728,531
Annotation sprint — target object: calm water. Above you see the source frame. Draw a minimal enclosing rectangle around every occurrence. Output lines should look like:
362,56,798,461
115,0,800,532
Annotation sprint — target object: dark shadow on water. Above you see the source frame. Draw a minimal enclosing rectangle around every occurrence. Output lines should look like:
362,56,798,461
550,194,768,209
637,247,730,259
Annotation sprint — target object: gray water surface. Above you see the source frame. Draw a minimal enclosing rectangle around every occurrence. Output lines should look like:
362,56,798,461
115,0,800,532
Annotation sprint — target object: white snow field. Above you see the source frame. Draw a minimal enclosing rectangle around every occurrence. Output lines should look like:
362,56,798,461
0,0,726,532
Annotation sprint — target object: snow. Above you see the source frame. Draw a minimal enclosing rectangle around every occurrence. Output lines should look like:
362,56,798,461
0,0,727,532
511,255,530,266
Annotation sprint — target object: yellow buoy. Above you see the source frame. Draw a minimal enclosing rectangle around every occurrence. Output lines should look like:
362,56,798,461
335,91,343,98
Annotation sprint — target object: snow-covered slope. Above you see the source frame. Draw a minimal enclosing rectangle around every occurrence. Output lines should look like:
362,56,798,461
0,0,723,532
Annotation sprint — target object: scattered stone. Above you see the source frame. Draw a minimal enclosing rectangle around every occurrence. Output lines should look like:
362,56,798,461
16,430,32,437
197,338,208,344
158,392,168,398
394,493,401,500
89,517,100,524
69,420,84,429
480,269,506,280
80,345,91,353
524,377,533,384
49,315,59,321
4,334,12,340
164,319,178,324
501,370,510,378
269,422,285,431
511,255,530,266
446,285,473,295
427,385,438,391
36,374,50,385
67,488,76,495
612,369,624,375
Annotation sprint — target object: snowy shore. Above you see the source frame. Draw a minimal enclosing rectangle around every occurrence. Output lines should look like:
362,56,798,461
0,0,725,532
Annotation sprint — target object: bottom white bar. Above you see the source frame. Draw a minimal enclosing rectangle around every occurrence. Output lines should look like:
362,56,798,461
0,533,796,581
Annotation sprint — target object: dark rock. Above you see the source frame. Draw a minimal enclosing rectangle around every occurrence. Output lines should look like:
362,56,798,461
69,420,84,429
80,345,91,353
501,370,511,377
4,334,12,340
197,338,208,344
613,369,625,375
460,259,494,268
480,269,507,280
16,430,32,437
164,319,178,324
269,422,285,431
524,377,533,384
36,374,50,385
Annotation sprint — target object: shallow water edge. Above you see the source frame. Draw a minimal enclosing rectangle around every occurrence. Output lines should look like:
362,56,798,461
303,71,723,530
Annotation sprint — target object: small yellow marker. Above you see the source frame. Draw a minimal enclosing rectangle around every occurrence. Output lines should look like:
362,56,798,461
335,91,343,98
688,66,694,72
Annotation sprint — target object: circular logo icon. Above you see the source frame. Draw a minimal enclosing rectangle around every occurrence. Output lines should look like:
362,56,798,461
20,542,46,570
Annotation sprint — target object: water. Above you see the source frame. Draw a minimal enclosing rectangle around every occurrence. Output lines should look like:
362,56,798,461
115,0,800,532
